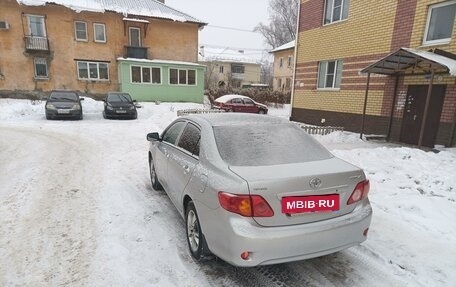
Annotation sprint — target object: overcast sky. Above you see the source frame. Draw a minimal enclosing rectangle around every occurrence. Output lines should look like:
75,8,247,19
165,0,270,51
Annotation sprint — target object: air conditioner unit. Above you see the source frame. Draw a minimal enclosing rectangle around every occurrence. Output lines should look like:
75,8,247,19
0,21,10,30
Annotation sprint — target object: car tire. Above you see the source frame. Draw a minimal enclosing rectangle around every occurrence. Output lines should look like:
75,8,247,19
133,112,138,120
46,114,50,120
186,201,210,261
103,112,107,119
227,109,234,112
258,109,266,114
149,158,163,190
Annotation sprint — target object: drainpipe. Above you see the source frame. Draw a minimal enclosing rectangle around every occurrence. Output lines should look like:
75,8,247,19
360,72,371,139
289,1,301,121
418,70,435,148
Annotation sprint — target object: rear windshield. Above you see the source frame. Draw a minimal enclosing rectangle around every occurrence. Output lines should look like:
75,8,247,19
49,92,78,101
107,93,132,102
213,123,333,166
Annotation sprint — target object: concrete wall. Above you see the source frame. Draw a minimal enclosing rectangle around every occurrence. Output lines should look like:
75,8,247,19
0,0,199,97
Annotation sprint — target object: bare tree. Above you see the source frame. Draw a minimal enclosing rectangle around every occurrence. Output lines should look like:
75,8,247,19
260,59,273,87
255,0,299,48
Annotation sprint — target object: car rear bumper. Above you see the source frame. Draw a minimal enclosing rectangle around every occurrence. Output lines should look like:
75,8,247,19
198,199,372,267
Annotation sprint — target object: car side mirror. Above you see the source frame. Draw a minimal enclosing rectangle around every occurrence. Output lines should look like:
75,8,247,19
80,98,85,101
147,132,161,142
133,99,137,102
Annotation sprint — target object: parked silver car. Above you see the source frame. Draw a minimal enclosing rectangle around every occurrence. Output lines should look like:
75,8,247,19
146,114,372,267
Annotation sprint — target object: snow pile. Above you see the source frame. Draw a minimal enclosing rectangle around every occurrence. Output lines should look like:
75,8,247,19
330,147,456,285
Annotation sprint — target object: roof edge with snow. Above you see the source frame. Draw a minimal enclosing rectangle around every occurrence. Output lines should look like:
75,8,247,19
270,40,295,53
17,0,207,26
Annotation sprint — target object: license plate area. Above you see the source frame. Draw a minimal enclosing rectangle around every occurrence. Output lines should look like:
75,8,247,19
116,110,127,113
281,194,340,214
57,109,70,114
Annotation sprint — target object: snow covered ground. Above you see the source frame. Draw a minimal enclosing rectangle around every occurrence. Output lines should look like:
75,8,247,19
0,98,454,286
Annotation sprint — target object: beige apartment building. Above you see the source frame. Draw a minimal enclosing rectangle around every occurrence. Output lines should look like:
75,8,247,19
270,41,295,92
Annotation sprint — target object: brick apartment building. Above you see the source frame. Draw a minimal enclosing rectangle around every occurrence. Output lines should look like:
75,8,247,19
292,0,456,147
0,0,206,102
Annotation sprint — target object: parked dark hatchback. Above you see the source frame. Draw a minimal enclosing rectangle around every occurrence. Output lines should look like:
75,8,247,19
103,92,138,120
45,91,84,120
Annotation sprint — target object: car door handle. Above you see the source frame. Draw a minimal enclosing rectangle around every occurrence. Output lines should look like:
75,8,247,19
165,152,170,158
183,165,190,174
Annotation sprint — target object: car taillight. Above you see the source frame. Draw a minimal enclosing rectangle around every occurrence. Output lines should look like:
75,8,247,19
218,192,274,217
347,180,370,205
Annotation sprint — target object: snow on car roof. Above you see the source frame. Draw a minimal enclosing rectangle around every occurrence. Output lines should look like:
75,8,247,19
214,94,250,103
187,113,287,127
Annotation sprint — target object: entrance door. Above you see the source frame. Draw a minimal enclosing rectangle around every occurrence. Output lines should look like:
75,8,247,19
129,27,141,47
400,85,446,147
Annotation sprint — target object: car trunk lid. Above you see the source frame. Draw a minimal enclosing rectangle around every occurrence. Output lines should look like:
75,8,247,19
229,157,365,227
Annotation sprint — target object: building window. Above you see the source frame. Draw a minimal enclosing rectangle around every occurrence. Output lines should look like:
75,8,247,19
317,60,343,89
77,61,109,80
74,21,87,41
93,23,106,43
424,1,456,45
288,56,293,68
170,68,197,85
27,15,46,37
324,0,350,25
219,65,224,74
285,78,291,89
129,27,141,47
231,64,245,74
131,65,161,84
34,58,48,78
279,57,283,68
278,78,282,90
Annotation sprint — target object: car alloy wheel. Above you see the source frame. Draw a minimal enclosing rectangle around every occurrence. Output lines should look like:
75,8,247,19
185,201,209,260
258,109,265,114
149,159,162,190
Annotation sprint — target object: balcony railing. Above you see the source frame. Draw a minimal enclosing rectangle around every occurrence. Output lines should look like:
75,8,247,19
24,36,49,52
125,46,148,59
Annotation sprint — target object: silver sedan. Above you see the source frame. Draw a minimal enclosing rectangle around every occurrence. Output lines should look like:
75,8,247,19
146,114,372,267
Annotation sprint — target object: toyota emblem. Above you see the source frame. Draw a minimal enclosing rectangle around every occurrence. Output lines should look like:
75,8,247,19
309,178,322,189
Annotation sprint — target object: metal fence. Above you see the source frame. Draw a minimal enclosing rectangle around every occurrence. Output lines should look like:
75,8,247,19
177,109,225,117
296,123,344,135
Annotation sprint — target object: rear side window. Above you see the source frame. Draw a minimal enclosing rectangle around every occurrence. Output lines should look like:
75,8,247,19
243,99,254,105
178,123,201,156
162,121,185,145
213,123,333,166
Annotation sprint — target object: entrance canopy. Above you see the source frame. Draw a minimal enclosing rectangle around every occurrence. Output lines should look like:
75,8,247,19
359,48,456,148
360,48,456,76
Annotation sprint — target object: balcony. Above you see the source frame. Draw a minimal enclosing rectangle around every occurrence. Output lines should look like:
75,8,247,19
125,46,148,59
24,36,49,53
231,72,245,80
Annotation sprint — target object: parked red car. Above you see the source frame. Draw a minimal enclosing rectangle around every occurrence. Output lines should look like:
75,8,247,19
213,94,268,114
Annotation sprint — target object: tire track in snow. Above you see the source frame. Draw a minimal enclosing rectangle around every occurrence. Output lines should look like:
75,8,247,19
0,126,103,286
